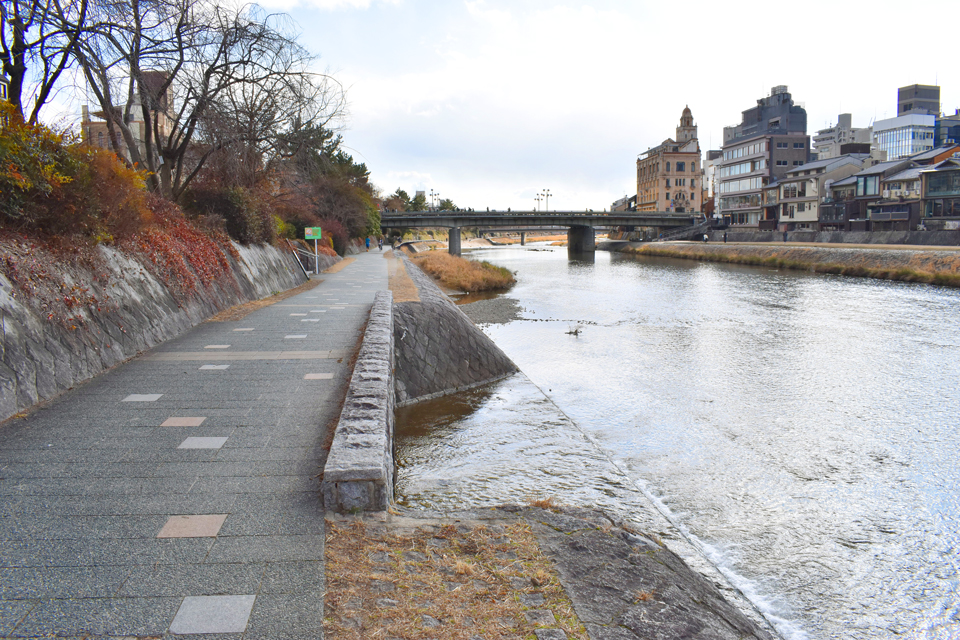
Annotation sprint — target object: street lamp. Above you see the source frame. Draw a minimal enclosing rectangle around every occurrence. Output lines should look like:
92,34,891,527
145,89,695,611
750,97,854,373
534,195,542,211
429,189,436,210
543,189,552,212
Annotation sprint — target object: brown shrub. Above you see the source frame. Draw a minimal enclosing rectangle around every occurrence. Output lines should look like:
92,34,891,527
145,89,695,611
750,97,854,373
411,252,515,292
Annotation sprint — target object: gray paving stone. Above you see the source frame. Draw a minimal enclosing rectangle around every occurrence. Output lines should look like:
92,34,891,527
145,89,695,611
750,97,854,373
169,594,256,634
205,535,325,563
0,566,131,599
119,563,264,597
13,596,180,637
0,599,37,636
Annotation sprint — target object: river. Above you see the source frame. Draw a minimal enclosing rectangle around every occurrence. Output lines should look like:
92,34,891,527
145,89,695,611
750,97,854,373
394,244,960,640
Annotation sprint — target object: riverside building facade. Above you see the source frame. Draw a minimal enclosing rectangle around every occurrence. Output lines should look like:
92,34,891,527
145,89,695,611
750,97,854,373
719,86,810,228
636,107,702,213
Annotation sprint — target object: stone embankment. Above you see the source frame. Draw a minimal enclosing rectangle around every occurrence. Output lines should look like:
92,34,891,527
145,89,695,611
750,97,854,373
602,241,960,286
392,254,518,405
0,241,310,422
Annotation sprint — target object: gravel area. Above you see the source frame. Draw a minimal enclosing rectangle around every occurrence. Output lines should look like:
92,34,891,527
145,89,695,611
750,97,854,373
459,296,524,325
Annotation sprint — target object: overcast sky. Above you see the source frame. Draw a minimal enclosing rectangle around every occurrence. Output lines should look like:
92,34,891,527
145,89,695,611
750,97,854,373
260,0,958,211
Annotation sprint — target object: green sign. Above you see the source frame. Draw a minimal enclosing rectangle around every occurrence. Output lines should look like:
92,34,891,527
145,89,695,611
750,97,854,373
305,227,322,239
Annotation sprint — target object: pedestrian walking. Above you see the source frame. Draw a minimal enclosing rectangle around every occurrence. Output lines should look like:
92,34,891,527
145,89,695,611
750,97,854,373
365,237,370,251
723,231,727,243
702,233,708,243
378,237,383,251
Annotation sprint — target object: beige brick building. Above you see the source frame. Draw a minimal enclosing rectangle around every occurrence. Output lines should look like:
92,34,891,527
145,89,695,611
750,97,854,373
636,107,702,213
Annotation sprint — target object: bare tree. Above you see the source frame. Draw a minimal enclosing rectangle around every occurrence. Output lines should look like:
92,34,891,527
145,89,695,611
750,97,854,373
0,0,89,124
73,0,344,201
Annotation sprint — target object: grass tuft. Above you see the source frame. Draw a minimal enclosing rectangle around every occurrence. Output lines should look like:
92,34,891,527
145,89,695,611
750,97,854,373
411,252,515,292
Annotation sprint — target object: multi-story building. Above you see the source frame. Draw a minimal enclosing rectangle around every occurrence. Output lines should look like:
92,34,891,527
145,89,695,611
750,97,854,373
898,84,940,115
874,84,941,160
776,155,868,231
718,86,810,228
813,114,873,160
935,111,960,148
81,71,170,162
921,159,960,222
636,106,701,213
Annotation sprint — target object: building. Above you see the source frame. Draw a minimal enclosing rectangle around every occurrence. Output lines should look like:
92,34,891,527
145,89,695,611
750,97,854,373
611,195,637,212
921,158,960,223
776,155,868,231
718,86,810,228
873,113,936,159
898,84,940,116
0,75,8,128
874,84,941,160
935,111,960,148
81,71,170,161
636,106,702,213
867,166,925,231
813,114,873,160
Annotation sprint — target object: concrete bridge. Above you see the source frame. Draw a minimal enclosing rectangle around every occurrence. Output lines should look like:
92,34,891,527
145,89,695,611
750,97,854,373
380,211,694,255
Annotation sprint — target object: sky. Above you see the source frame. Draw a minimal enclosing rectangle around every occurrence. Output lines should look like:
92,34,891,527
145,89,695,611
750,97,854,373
251,1,957,210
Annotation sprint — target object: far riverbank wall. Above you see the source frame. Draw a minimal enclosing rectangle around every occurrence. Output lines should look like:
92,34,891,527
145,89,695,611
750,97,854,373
601,242,960,286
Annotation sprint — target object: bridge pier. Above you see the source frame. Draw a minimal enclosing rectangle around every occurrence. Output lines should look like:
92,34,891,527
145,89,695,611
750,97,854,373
567,225,595,254
520,232,526,246
448,226,461,256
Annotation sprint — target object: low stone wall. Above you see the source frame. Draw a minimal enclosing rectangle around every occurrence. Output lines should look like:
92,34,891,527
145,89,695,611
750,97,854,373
321,291,396,513
706,228,960,246
393,256,518,405
0,242,305,422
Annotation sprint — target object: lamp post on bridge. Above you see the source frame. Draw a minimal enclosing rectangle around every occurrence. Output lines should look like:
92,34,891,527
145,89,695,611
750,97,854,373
429,189,437,211
534,195,542,211
543,189,552,212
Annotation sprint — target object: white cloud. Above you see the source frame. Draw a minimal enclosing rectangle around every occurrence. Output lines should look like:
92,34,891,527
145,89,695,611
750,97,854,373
289,0,960,210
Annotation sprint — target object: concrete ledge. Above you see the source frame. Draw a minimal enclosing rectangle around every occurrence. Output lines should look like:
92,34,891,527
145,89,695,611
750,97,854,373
322,290,396,513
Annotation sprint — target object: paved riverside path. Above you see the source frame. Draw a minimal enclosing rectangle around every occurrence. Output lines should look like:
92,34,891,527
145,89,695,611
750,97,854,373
0,251,388,639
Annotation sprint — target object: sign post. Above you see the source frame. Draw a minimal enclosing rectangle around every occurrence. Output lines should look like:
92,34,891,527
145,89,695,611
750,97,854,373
305,227,322,275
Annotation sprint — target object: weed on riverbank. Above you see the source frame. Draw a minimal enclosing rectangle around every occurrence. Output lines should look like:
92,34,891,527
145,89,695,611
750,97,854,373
411,252,515,292
629,245,960,288
324,517,586,639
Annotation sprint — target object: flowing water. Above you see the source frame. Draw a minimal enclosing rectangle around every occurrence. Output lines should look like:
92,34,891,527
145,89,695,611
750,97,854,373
395,245,960,640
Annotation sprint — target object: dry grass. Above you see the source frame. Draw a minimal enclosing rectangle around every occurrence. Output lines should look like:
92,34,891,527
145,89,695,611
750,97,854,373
411,252,515,292
630,244,960,288
527,496,560,512
490,234,567,245
385,251,420,303
324,518,587,640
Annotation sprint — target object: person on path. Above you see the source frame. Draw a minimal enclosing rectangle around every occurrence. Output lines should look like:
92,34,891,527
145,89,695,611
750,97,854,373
378,237,383,251
723,231,727,243
702,233,708,243
366,237,370,251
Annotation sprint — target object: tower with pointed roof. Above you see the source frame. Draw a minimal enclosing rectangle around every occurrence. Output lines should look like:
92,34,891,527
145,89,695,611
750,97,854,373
635,107,702,213
676,106,697,143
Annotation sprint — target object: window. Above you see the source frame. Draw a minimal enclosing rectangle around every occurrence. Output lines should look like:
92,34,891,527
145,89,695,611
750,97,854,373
691,192,695,200
776,160,788,166
793,161,803,165
666,162,670,172
665,192,670,200
777,142,788,148
798,203,805,212
794,142,804,149
692,163,696,171
691,179,695,188
676,162,686,172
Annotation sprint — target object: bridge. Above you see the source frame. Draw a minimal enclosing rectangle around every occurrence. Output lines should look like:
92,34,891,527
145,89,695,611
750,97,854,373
380,211,694,255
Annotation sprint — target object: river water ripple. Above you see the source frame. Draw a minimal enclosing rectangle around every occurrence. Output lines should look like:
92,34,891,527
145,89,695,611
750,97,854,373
395,245,960,639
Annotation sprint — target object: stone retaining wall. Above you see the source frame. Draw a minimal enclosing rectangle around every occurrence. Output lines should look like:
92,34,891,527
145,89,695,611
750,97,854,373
321,291,396,513
393,256,518,405
707,229,960,246
0,242,306,422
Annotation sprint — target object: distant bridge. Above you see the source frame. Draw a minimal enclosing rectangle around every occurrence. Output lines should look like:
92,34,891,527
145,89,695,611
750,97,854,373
380,211,694,255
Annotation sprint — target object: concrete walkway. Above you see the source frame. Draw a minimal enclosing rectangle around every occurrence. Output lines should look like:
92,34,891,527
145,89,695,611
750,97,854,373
0,250,388,639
